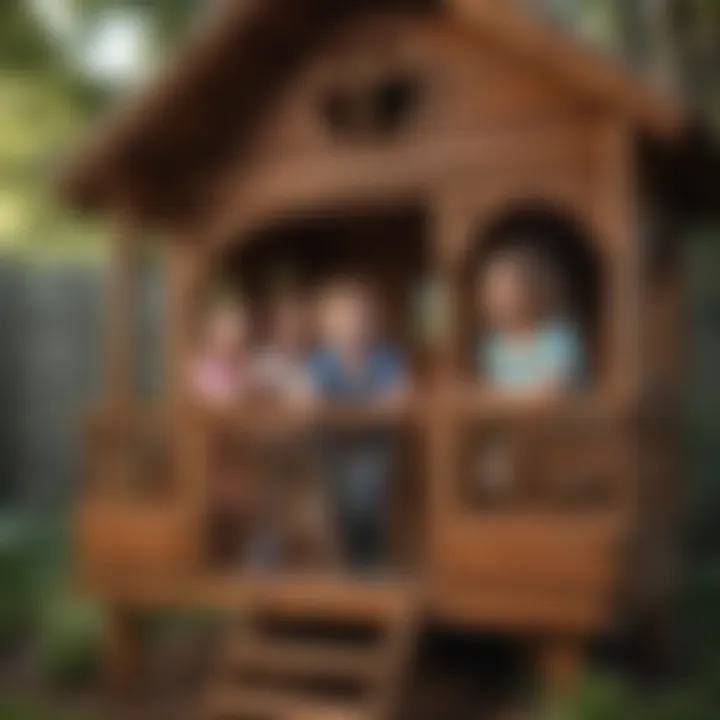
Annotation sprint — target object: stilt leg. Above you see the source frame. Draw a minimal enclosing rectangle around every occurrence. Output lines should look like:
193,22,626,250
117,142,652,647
535,635,585,696
106,607,142,692
635,607,677,678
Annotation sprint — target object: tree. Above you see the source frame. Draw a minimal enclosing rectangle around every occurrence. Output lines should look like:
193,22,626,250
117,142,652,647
0,0,57,72
0,1,200,253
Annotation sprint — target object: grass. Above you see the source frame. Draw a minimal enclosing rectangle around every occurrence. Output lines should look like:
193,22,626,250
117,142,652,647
0,694,105,720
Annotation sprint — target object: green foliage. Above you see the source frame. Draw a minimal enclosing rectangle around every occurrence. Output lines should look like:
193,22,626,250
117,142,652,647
0,0,199,255
0,517,40,646
546,673,639,720
37,596,106,687
0,696,50,720
547,670,720,720
86,0,198,43
0,71,88,251
0,514,73,644
53,0,198,52
0,513,107,688
0,694,104,720
0,0,55,71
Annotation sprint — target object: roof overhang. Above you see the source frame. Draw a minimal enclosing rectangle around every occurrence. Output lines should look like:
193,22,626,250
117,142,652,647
57,0,692,228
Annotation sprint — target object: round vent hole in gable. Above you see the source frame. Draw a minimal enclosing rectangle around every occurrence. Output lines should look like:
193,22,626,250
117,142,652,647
320,72,422,140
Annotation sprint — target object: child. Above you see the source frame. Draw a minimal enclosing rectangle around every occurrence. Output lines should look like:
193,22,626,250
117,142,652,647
477,245,584,399
251,292,332,569
255,292,313,403
191,297,255,408
309,280,407,570
471,246,585,503
190,297,258,564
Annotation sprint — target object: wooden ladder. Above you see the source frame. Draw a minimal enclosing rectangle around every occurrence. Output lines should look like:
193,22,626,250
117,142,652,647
205,579,419,720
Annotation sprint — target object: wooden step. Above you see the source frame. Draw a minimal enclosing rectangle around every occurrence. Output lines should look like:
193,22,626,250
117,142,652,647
250,576,416,624
206,686,365,720
89,574,419,621
225,639,380,682
204,580,420,720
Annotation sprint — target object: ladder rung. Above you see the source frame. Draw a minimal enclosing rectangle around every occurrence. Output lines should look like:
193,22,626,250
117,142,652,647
206,687,365,720
227,640,381,682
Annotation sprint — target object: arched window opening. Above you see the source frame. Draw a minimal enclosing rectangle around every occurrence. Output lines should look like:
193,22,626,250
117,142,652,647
464,204,604,387
460,204,608,516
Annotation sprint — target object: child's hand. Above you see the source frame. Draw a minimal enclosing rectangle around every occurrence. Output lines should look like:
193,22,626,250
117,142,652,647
374,382,409,412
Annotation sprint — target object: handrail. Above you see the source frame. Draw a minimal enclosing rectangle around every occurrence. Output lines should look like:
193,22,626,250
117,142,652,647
84,403,167,435
195,398,426,439
448,384,638,424
82,403,174,503
83,385,649,439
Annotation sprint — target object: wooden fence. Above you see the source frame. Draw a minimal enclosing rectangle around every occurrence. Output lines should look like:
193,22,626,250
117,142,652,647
0,260,164,508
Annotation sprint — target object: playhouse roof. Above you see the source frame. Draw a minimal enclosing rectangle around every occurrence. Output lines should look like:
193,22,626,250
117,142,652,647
59,0,694,227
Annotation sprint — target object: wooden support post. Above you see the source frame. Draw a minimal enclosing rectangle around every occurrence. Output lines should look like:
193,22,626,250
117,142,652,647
432,193,474,381
103,218,142,691
534,634,586,697
105,607,142,693
634,603,677,677
593,116,640,408
426,194,473,561
106,217,140,406
167,241,208,411
167,240,213,572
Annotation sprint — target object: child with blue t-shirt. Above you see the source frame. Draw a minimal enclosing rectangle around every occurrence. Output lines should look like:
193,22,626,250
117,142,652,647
308,280,407,570
478,246,585,397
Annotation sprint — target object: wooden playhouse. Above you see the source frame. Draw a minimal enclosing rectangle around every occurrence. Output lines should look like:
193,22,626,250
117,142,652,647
59,0,711,716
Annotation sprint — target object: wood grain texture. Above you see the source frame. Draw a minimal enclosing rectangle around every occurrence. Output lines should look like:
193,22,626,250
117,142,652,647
59,3,685,225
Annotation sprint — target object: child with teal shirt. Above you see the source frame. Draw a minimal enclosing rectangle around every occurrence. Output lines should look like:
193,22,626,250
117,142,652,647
471,246,585,501
477,246,585,397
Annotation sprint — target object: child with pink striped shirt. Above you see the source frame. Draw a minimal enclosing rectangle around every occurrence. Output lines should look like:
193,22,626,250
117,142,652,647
191,298,259,564
191,299,255,408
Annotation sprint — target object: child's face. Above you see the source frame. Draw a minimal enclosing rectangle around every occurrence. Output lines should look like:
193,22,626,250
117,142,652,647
320,284,376,352
205,304,250,359
479,258,534,332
